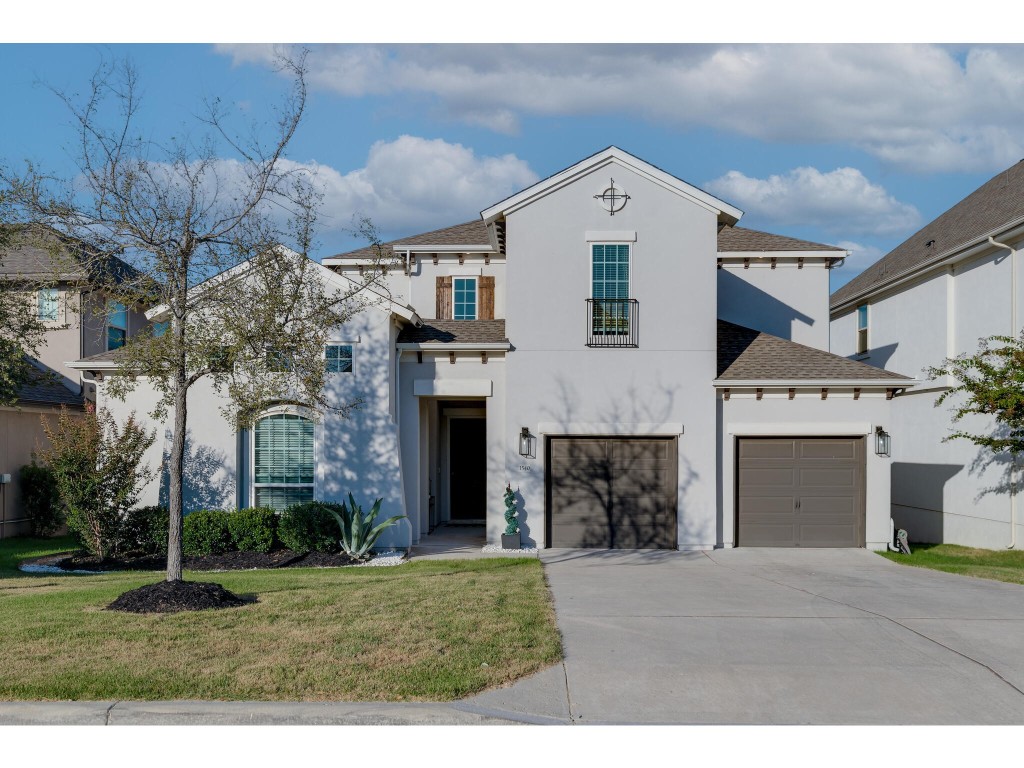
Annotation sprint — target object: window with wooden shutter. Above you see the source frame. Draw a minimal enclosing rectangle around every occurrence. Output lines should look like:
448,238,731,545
436,276,452,319
478,276,495,319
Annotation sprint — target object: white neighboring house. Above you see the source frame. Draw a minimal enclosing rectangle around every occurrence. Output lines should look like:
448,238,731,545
830,160,1024,549
73,147,916,551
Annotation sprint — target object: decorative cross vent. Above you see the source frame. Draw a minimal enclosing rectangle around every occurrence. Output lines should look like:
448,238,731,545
594,178,629,215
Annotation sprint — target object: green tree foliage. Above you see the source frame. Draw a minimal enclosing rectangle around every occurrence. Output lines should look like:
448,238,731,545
18,461,62,537
928,330,1024,455
40,405,155,560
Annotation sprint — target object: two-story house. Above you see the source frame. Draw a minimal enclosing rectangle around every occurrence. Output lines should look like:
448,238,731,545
831,160,1024,550
0,231,147,538
77,147,915,551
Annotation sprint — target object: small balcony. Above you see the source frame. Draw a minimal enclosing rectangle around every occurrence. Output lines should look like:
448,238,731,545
586,298,639,348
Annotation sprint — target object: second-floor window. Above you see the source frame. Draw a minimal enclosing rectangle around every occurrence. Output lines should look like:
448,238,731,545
857,304,869,354
591,243,632,338
326,343,353,373
107,301,128,351
453,277,477,320
37,288,58,321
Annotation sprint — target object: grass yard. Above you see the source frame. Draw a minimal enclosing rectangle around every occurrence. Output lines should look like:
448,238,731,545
0,538,562,701
879,542,1024,585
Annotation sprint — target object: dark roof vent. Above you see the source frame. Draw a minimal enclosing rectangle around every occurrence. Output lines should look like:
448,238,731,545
925,239,935,248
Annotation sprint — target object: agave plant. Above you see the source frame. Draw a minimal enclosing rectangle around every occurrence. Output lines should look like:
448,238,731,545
329,494,406,560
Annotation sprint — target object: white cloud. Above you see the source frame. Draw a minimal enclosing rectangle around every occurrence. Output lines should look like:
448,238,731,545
833,241,885,277
278,136,538,233
706,167,921,238
218,43,1024,172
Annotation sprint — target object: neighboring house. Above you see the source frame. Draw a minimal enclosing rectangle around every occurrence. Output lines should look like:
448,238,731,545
0,232,148,538
830,159,1024,549
76,147,915,551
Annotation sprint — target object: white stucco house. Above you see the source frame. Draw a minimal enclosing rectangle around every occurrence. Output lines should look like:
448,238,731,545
72,147,916,551
831,160,1024,550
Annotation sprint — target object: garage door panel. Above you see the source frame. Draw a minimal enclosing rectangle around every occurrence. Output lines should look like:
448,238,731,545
737,437,864,548
548,437,677,548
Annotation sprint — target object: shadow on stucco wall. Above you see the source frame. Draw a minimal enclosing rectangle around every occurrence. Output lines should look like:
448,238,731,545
158,429,234,512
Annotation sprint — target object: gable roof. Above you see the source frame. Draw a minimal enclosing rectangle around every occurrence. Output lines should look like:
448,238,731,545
718,225,845,253
716,319,913,384
0,227,142,285
481,146,743,226
831,159,1024,309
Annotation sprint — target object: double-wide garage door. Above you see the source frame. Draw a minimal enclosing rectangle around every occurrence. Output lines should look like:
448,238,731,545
737,437,865,547
547,437,678,548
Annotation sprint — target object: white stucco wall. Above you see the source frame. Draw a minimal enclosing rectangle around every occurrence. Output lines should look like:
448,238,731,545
719,390,895,550
718,259,831,349
502,159,720,549
381,258,506,320
830,235,1024,548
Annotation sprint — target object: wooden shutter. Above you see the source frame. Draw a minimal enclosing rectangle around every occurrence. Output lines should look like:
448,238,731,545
436,276,452,319
478,276,495,320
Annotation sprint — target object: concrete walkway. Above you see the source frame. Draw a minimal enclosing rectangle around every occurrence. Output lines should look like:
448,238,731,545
6,547,1024,724
462,548,1024,724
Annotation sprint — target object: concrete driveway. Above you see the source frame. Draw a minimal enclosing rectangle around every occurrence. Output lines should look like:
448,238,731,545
461,548,1024,724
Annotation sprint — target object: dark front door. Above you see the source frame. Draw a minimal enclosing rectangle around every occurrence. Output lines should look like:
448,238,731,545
449,418,486,521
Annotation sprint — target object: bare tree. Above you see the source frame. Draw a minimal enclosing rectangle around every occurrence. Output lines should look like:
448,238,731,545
1,52,394,583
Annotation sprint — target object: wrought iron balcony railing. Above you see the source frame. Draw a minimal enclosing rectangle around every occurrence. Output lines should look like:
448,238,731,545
586,298,639,347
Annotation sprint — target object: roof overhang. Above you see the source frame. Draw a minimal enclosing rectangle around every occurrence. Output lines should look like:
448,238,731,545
397,342,511,352
66,358,123,372
713,379,918,388
481,146,743,226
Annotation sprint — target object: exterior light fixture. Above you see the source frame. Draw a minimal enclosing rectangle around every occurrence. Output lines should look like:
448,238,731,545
875,426,891,457
519,427,534,458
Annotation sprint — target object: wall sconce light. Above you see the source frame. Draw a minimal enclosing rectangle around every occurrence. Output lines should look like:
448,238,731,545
875,426,891,457
519,427,534,458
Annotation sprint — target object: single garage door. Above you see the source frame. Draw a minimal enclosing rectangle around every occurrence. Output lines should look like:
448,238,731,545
737,437,865,547
547,437,678,548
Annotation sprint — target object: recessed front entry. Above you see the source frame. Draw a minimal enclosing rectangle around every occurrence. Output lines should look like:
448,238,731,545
449,417,487,521
546,437,678,548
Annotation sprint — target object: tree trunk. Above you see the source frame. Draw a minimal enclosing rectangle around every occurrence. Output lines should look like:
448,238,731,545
166,373,188,582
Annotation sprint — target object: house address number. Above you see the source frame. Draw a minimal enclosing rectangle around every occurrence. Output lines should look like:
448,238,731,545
518,465,533,471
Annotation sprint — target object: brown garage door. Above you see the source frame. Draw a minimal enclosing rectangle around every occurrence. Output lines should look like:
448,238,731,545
547,437,678,548
737,437,865,547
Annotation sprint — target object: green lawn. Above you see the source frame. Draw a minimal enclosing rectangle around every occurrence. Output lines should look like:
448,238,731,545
0,537,562,701
879,542,1024,585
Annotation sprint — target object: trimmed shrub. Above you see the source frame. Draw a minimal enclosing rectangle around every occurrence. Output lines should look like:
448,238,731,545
119,505,169,555
228,507,277,553
277,502,342,553
182,509,232,556
19,461,62,537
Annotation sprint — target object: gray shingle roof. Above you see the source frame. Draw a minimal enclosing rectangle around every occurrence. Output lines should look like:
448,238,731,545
0,228,143,285
397,319,508,345
717,319,912,382
16,363,85,408
718,226,845,252
831,159,1024,308
331,221,492,259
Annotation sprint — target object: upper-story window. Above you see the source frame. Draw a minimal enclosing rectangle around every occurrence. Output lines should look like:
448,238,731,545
107,301,128,351
253,412,314,511
37,288,58,321
856,304,869,355
326,343,353,373
588,244,637,346
453,277,477,320
592,243,630,302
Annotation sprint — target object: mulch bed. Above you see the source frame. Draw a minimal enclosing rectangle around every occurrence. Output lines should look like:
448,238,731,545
49,548,363,573
106,580,249,613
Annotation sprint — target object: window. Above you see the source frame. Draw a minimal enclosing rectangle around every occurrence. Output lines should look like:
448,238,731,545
38,289,59,321
152,321,169,338
253,413,314,511
107,301,128,351
591,243,630,335
857,304,869,355
326,344,353,373
453,277,477,320
267,347,294,372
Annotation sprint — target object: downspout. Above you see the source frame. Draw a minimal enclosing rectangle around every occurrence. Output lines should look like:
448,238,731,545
989,235,1018,549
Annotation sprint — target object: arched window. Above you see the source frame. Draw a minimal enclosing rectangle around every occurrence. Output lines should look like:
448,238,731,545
253,413,314,510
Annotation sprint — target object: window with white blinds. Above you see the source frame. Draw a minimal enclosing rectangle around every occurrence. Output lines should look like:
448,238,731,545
253,413,314,510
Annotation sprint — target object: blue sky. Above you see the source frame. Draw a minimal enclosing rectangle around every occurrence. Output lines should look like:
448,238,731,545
2,38,1021,292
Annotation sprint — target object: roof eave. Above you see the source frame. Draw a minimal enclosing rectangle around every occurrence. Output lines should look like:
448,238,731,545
397,342,511,351
713,378,918,388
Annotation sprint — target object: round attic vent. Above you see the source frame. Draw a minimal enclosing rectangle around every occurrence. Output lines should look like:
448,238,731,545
594,178,629,215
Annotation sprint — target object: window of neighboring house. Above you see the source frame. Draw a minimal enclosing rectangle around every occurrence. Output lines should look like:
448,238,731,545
152,320,170,337
253,413,315,511
453,277,477,320
325,343,353,373
857,304,869,355
37,288,59,322
107,301,128,350
591,243,630,335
